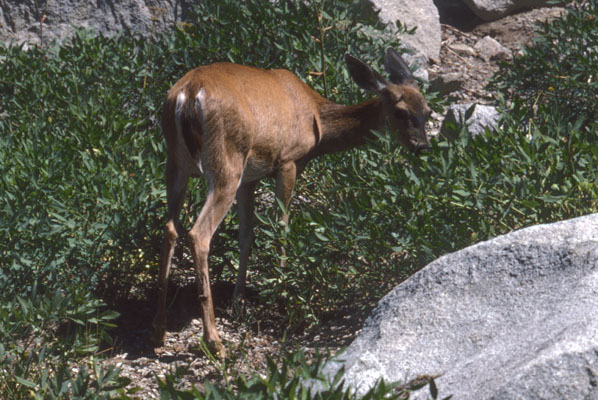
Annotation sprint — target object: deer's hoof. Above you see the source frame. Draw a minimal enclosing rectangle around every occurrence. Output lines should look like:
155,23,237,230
197,337,226,359
212,340,227,359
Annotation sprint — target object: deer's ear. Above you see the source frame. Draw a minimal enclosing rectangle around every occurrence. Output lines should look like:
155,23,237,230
345,53,387,93
384,48,414,85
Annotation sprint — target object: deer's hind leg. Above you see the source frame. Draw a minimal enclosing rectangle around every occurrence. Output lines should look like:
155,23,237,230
152,160,188,346
187,169,242,353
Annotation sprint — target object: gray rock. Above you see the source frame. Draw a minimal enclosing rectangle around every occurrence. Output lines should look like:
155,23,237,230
326,214,598,399
448,42,477,57
0,0,189,46
360,0,441,61
474,35,512,62
461,0,567,21
401,49,430,82
429,72,463,95
440,103,500,139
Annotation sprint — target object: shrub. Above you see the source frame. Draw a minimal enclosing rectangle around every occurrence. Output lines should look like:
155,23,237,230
252,105,597,329
157,348,442,400
0,284,127,399
492,0,598,128
1,0,596,397
0,33,157,398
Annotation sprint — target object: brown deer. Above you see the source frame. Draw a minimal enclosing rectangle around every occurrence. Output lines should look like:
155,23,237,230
152,48,431,353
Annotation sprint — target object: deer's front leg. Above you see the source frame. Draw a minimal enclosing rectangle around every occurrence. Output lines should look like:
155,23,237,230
187,177,239,355
275,162,297,267
234,181,258,299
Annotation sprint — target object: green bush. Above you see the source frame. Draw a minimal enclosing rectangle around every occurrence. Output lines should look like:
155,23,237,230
492,0,598,128
251,106,597,329
0,0,597,397
157,349,443,400
0,33,158,398
0,284,127,399
0,34,165,300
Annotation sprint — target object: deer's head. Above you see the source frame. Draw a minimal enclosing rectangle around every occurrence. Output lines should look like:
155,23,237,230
345,48,431,153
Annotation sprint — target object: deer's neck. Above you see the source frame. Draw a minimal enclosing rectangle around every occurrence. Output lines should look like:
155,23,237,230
312,98,385,158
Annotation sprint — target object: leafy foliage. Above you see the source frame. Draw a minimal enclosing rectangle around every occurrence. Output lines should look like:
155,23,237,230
0,284,127,399
0,0,403,396
158,350,408,400
0,0,596,398
156,347,453,399
251,103,597,329
492,0,598,128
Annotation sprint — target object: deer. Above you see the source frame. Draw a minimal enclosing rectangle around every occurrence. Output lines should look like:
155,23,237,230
152,48,431,354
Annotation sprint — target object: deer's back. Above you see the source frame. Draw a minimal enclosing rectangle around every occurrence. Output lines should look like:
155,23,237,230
164,62,328,179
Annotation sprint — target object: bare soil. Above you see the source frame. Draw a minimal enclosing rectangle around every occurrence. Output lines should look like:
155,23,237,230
102,6,567,397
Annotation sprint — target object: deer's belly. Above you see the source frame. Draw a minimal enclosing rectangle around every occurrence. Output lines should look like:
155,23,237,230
241,159,274,183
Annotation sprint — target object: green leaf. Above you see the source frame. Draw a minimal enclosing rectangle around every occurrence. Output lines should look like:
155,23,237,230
15,376,37,388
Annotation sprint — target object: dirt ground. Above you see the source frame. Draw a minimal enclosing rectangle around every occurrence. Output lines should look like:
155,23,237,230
101,5,567,397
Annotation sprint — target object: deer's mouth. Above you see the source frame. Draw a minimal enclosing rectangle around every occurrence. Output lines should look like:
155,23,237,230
405,133,430,154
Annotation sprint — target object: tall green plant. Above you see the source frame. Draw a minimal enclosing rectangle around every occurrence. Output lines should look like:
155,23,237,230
492,0,598,128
